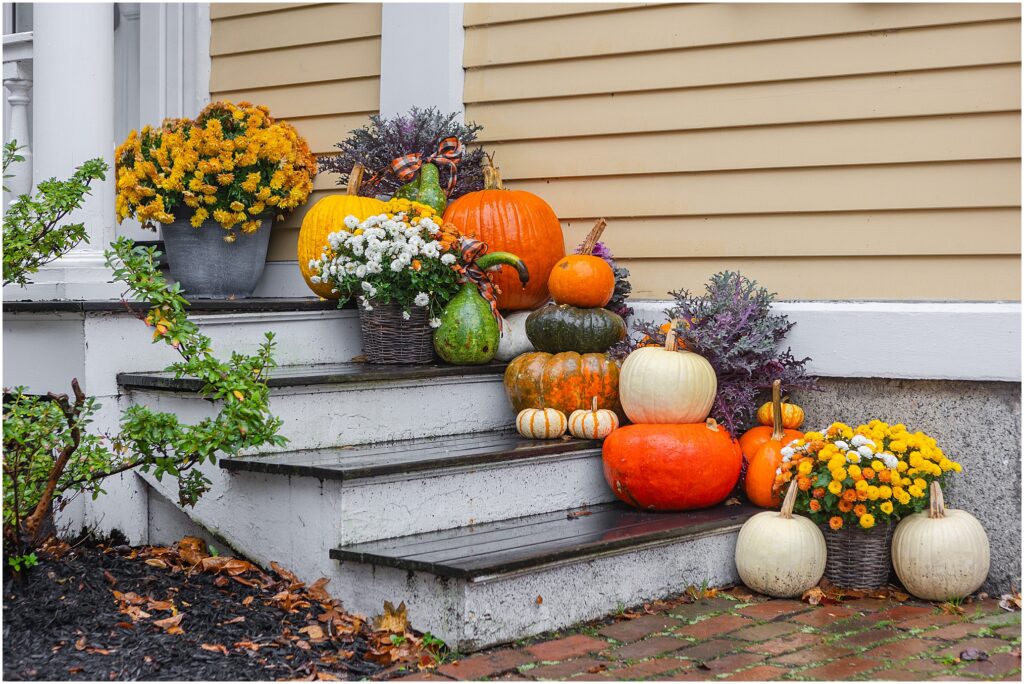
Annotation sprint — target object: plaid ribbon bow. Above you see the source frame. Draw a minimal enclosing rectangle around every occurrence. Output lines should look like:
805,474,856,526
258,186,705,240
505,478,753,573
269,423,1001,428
385,136,463,195
454,237,503,331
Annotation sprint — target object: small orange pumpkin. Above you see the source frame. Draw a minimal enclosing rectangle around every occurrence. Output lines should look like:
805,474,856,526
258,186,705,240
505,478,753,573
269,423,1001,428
746,380,795,508
756,397,805,430
548,218,615,308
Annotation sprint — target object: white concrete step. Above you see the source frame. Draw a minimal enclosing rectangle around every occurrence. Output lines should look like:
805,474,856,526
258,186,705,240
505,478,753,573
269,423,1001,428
330,503,758,651
118,362,516,453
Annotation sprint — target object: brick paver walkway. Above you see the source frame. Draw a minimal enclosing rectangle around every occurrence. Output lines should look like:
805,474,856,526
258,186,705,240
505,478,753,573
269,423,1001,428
395,591,1021,681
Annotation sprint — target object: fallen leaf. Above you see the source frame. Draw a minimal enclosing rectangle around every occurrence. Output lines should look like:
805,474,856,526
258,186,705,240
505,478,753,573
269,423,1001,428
116,622,134,630
300,624,325,641
234,640,264,652
295,639,311,651
941,602,966,615
75,637,86,651
802,586,826,606
147,599,175,612
103,570,118,586
86,647,114,655
222,616,246,625
67,667,83,674
586,664,608,674
272,561,301,585
214,576,230,588
566,509,592,519
307,577,331,602
177,536,210,566
144,558,168,569
374,601,410,634
960,648,989,662
201,643,229,656
242,596,254,607
724,497,741,506
999,590,1022,612
316,673,340,681
153,613,184,635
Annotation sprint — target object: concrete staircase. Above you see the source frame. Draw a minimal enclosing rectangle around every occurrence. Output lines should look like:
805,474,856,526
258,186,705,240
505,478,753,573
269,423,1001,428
114,300,756,651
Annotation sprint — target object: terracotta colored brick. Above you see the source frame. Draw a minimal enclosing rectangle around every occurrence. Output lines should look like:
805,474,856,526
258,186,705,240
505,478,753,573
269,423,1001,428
897,657,955,674
722,664,788,681
934,637,1011,659
961,652,1023,678
395,673,454,681
977,612,1024,627
598,614,683,642
790,606,859,628
439,650,535,680
746,632,822,657
608,636,689,660
862,637,937,660
736,600,810,621
842,598,893,612
967,598,1009,617
996,624,1022,640
526,657,608,680
701,651,764,674
526,635,609,662
875,605,939,623
675,614,754,640
653,671,715,681
923,622,987,641
798,656,880,680
668,598,737,621
604,658,689,679
822,615,885,634
842,627,903,647
770,644,855,667
871,668,947,680
729,621,800,642
898,613,964,630
676,639,744,662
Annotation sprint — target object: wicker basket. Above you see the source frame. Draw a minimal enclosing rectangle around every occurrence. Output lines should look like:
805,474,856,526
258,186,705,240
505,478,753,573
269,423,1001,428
358,302,435,365
820,521,895,590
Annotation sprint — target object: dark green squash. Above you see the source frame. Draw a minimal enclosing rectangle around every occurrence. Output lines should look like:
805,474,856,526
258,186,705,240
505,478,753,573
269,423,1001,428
394,163,447,215
526,304,626,354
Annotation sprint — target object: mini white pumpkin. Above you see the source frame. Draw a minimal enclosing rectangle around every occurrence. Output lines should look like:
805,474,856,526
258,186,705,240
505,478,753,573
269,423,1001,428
516,407,567,440
496,311,535,362
618,321,716,424
568,397,619,440
892,482,990,601
735,480,827,597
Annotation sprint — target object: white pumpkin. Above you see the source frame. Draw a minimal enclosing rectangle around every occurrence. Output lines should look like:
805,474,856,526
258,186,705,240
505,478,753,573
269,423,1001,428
515,408,567,440
568,397,619,440
618,321,716,424
495,311,534,362
735,481,826,598
892,482,990,601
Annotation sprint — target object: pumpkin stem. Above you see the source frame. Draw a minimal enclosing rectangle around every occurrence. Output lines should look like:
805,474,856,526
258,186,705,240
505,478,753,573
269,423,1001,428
482,155,504,190
770,379,784,441
779,480,798,520
591,396,599,413
579,218,608,256
929,481,947,519
346,163,365,196
665,319,682,352
705,418,719,432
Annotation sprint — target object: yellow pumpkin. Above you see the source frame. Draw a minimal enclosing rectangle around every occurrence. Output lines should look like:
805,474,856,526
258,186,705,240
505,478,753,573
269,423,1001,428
756,397,805,430
516,408,568,440
297,164,386,298
568,397,620,440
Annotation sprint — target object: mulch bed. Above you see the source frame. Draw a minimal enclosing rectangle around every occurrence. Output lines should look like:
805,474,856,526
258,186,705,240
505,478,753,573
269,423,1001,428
3,536,438,681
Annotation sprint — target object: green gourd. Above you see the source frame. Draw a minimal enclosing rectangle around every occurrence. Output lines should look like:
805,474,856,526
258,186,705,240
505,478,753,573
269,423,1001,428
434,252,529,365
394,163,447,215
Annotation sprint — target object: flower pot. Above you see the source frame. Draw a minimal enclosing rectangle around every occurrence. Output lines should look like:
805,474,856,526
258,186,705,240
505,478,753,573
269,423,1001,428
161,212,272,299
820,521,895,590
358,302,435,364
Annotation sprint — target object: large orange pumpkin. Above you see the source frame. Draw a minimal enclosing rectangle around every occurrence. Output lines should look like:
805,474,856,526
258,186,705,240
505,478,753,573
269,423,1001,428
548,218,615,308
297,164,386,298
443,161,564,311
602,420,742,511
503,351,620,416
746,380,795,509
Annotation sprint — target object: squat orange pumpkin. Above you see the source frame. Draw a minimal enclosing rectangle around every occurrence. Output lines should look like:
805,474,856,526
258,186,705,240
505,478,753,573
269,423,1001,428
602,419,742,511
548,218,615,308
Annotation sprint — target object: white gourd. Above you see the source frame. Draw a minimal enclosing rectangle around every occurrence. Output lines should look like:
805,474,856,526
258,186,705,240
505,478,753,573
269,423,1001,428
568,397,619,440
735,481,827,597
892,482,990,601
495,311,534,362
515,408,567,440
619,321,716,424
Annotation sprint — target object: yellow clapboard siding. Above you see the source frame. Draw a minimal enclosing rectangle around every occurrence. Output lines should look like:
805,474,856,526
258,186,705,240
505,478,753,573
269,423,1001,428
558,210,1022,259
211,78,380,120
464,19,1021,103
289,113,379,155
464,3,1022,67
463,2,641,26
210,3,381,56
210,3,315,20
468,65,1021,142
619,256,1021,301
488,113,1021,178
504,160,1020,217
210,36,381,91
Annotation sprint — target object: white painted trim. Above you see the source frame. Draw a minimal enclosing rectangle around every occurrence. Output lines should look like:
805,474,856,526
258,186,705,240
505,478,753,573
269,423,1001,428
251,260,320,298
629,300,1021,382
379,3,465,117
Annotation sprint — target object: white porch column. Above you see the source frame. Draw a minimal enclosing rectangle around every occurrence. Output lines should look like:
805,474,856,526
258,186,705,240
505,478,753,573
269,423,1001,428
2,60,32,202
379,3,464,117
7,3,121,300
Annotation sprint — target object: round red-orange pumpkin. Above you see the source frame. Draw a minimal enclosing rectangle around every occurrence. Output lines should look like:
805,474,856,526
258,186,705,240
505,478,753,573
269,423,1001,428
739,426,803,463
745,380,796,509
504,351,620,417
602,421,742,511
548,218,615,308
443,163,564,311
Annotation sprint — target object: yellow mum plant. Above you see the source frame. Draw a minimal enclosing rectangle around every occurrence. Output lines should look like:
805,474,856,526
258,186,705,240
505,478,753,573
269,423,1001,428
773,420,962,532
115,101,316,242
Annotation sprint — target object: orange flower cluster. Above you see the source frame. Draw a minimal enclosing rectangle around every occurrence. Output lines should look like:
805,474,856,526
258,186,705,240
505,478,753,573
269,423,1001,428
116,101,316,241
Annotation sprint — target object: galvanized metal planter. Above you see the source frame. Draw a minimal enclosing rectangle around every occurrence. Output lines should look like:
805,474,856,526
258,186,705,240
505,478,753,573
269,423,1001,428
160,212,271,299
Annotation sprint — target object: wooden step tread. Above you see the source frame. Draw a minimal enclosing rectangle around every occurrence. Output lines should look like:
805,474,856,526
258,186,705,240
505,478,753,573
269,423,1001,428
5,297,342,314
119,361,508,392
330,502,758,579
221,430,599,481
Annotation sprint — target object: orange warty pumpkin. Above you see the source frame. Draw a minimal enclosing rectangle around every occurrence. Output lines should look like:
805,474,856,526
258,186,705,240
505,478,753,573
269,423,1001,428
602,420,742,511
443,161,564,311
504,351,620,417
548,218,615,308
746,380,798,509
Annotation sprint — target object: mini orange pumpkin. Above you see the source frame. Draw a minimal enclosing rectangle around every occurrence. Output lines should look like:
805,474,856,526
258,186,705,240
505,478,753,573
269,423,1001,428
548,218,615,308
756,397,805,430
746,380,795,509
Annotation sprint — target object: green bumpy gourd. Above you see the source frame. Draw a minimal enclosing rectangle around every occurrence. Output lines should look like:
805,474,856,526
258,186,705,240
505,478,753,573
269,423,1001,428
434,252,529,365
394,163,447,216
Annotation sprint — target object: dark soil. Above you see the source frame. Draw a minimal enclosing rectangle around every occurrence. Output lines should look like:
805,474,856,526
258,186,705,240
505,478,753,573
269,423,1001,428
3,538,430,681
